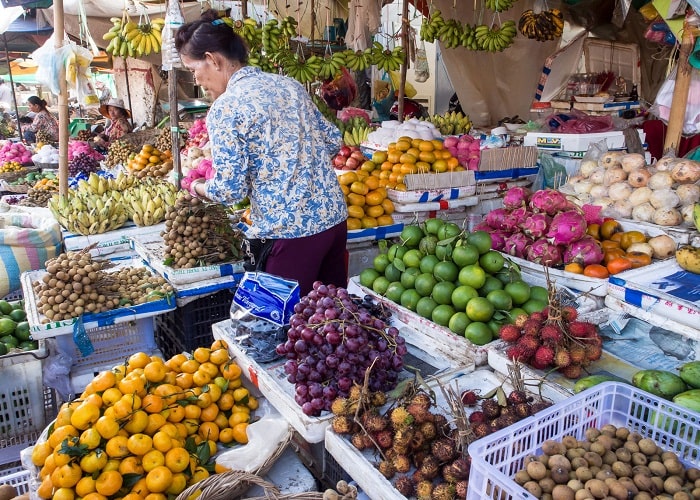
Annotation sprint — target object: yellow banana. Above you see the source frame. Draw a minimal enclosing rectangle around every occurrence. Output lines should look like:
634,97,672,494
676,246,700,274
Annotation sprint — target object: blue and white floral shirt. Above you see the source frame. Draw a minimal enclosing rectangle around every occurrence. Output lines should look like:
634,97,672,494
203,66,348,239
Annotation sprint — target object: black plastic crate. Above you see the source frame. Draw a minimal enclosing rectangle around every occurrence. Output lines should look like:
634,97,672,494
322,448,352,488
155,289,235,359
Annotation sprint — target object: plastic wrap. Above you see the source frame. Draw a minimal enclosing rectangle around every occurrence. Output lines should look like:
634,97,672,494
649,65,700,135
321,67,358,110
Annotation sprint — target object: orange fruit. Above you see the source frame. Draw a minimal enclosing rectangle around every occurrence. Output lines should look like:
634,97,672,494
79,427,102,450
165,447,191,473
231,422,249,444
37,475,53,499
48,424,79,449
101,387,123,407
166,472,188,495
128,352,153,370
70,401,100,430
80,449,108,473
146,465,173,493
192,347,211,363
119,455,145,475
144,412,167,436
52,462,82,488
166,405,186,423
199,403,219,423
152,430,174,453
52,488,75,500
76,476,97,497
583,264,609,279
130,477,150,497
197,421,219,442
105,435,130,458
142,449,165,472
192,369,212,387
82,493,108,500
127,433,154,455
209,348,229,365
144,361,167,383
166,353,188,372
607,257,633,275
141,394,165,414
180,359,200,374
563,262,584,274
92,370,117,392
124,409,150,434
95,469,123,496
31,440,52,467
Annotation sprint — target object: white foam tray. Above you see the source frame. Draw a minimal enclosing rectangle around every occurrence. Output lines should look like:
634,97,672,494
387,185,477,203
212,319,475,444
391,195,478,213
347,223,404,243
62,222,166,257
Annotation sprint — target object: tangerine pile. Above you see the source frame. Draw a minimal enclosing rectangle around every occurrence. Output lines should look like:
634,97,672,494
381,136,464,179
31,339,257,500
126,144,173,178
338,170,396,230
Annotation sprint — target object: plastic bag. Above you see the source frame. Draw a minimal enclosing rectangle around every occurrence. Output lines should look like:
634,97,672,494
545,110,614,134
338,107,371,124
581,139,609,167
414,40,430,83
650,65,700,135
538,153,568,189
321,67,358,111
32,38,73,96
388,70,417,98
229,272,300,363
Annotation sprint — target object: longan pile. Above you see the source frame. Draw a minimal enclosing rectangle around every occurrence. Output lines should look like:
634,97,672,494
104,139,135,167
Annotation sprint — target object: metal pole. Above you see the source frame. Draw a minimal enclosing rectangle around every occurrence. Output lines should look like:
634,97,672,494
169,70,180,182
2,34,22,141
397,0,409,122
54,0,69,196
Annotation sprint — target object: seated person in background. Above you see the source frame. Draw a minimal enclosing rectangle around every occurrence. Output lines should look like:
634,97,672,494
99,98,133,141
23,96,58,143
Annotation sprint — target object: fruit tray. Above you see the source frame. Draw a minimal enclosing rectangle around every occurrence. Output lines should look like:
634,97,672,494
324,369,564,500
348,277,486,364
169,274,241,306
607,259,700,332
19,258,176,338
347,223,404,243
387,185,476,204
62,221,165,258
129,232,245,285
212,319,475,443
466,382,700,499
391,206,469,226
0,466,30,496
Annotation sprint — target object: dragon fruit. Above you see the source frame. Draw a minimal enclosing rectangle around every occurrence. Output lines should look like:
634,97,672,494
547,210,587,245
529,189,569,216
486,208,509,230
473,221,492,232
489,230,512,252
563,236,604,267
503,233,533,258
502,206,532,232
502,187,532,210
522,213,551,239
526,239,563,266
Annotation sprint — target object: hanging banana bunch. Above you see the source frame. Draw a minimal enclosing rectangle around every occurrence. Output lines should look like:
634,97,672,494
437,19,464,49
241,17,263,50
262,19,283,53
281,52,322,84
248,49,276,73
518,9,564,41
126,16,164,57
419,9,445,44
369,42,405,72
280,16,298,39
318,45,344,80
103,17,127,57
474,20,517,52
343,48,372,72
485,0,516,12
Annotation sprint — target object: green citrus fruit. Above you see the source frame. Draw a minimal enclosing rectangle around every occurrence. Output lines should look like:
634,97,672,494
373,254,390,273
384,263,402,283
387,244,408,262
419,255,440,274
506,307,528,324
465,322,493,345
415,297,438,319
8,309,25,322
452,244,480,268
448,312,471,335
432,281,456,306
400,267,421,289
433,261,459,283
0,300,12,315
488,319,503,337
466,297,495,322
1,335,17,348
529,286,549,304
402,249,424,268
479,251,505,274
451,285,479,311
414,273,438,297
385,282,406,303
20,340,38,351
418,235,438,256
424,218,445,236
372,276,391,295
495,267,521,285
466,231,493,254
434,242,454,261
0,318,16,336
400,225,424,248
432,304,456,327
486,289,513,311
458,265,486,289
359,268,380,288
437,222,462,241
522,299,548,314
14,322,30,342
400,289,421,311
0,343,7,356
478,276,503,297
504,280,531,305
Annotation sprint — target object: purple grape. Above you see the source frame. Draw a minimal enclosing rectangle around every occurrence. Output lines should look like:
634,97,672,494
324,308,338,320
284,360,297,375
293,303,305,314
297,363,311,376
321,297,335,309
346,338,360,353
337,377,352,392
325,355,339,368
312,333,324,347
338,362,351,375
309,312,324,324
319,343,333,356
308,370,323,382
308,383,323,399
322,385,337,400
287,374,297,384
276,344,287,356
294,340,308,353
311,397,325,411
295,384,308,397
301,402,315,415
326,332,341,345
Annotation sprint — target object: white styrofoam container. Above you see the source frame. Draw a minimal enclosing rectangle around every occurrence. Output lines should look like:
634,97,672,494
347,241,380,279
607,259,700,332
391,206,468,226
617,218,696,245
523,129,646,153
20,259,176,339
387,185,476,203
62,222,166,257
129,232,245,285
212,319,475,444
391,195,478,213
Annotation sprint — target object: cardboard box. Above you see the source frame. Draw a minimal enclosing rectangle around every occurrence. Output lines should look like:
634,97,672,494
523,129,646,153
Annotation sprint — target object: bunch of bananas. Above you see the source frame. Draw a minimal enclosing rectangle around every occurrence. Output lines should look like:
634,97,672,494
103,16,164,58
343,48,372,72
421,111,472,135
281,53,322,84
485,0,515,12
75,172,132,196
437,19,464,49
233,17,262,50
49,191,129,235
312,94,344,130
280,16,298,38
518,9,564,41
474,21,517,51
369,42,405,72
419,9,445,44
262,19,283,53
342,125,371,147
319,53,345,80
103,17,127,57
120,177,178,226
248,50,276,72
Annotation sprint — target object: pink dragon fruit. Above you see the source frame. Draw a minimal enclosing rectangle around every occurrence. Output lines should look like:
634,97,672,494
502,187,532,210
522,213,551,239
503,233,533,258
529,189,569,216
547,210,587,245
489,230,512,252
473,221,492,232
563,236,604,267
486,208,509,230
526,239,563,266
502,207,532,232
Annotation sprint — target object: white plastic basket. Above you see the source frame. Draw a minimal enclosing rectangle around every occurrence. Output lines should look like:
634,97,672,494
467,382,700,500
0,465,30,494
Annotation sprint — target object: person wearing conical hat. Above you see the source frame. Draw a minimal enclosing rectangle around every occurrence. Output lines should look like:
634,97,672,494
99,97,133,141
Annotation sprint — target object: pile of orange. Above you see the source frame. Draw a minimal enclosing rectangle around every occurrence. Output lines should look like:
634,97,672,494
338,170,395,230
564,219,653,278
32,340,256,500
382,136,463,178
127,144,173,178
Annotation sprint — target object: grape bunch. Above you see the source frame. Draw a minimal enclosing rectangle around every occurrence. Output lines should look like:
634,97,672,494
276,282,408,416
68,152,100,177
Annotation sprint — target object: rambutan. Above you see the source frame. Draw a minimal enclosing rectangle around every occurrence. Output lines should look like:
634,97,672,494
529,311,545,323
554,349,571,368
516,335,541,358
540,324,564,345
507,390,528,405
522,318,542,337
406,402,433,424
506,345,529,362
569,344,587,364
568,321,590,338
514,313,529,328
499,323,522,343
585,343,602,361
560,363,582,379
468,411,485,424
374,429,394,449
460,390,479,406
532,345,555,369
585,322,598,337
410,392,432,410
561,305,578,322
390,406,414,430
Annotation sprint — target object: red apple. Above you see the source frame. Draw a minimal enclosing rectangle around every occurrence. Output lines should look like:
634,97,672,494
333,155,348,168
345,157,360,169
338,145,352,157
350,150,366,162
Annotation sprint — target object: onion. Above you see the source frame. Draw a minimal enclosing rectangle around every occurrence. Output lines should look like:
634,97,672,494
599,151,625,168
603,168,627,186
589,168,606,185
628,186,653,207
589,184,609,199
620,153,646,172
649,188,680,209
627,168,652,187
608,182,632,201
647,235,677,259
671,159,700,184
579,160,599,178
681,204,695,226
653,207,683,226
631,202,655,222
648,171,674,190
654,156,677,171
573,181,594,195
677,184,700,206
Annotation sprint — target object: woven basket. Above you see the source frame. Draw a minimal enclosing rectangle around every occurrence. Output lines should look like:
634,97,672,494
2,184,30,194
0,167,39,183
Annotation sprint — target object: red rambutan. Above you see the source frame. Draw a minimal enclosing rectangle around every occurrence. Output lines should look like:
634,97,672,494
585,343,602,361
561,305,578,322
554,349,571,368
529,311,545,323
567,321,589,338
516,335,540,359
560,363,583,379
506,345,529,362
468,411,485,424
522,318,542,337
540,324,564,345
532,345,554,369
568,344,587,364
499,324,522,343
514,313,529,328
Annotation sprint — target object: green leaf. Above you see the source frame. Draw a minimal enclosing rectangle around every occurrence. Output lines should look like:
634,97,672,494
393,258,406,272
184,436,199,454
481,387,498,400
496,387,508,407
164,257,174,266
121,473,143,489
378,239,388,254
196,441,211,465
59,440,90,458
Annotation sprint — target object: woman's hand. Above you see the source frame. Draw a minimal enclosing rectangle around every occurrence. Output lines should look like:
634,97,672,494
189,178,207,198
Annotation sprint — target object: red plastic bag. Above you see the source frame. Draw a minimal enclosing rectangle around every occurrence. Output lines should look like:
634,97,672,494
321,67,358,111
545,110,614,134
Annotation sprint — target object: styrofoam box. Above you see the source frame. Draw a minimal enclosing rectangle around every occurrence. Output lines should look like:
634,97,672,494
349,277,487,365
20,258,176,339
387,185,476,203
523,129,646,153
129,232,245,285
347,241,381,279
212,319,475,443
347,223,403,243
391,195,478,213
607,259,700,333
467,382,700,499
325,369,567,500
62,222,166,257
391,206,468,226
617,218,696,245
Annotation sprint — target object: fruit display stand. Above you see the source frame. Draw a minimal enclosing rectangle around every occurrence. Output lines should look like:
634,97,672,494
61,221,166,259
391,206,472,226
129,232,245,285
212,319,476,444
466,382,700,499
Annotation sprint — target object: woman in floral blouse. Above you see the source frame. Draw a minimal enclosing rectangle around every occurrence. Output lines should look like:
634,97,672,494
176,10,348,295
25,96,58,143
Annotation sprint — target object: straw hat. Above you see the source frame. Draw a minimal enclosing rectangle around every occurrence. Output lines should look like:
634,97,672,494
99,98,131,118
